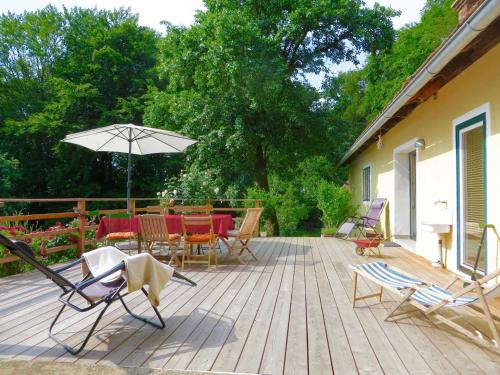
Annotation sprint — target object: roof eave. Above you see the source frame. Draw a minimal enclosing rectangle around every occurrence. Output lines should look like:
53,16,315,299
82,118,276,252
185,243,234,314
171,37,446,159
339,0,500,166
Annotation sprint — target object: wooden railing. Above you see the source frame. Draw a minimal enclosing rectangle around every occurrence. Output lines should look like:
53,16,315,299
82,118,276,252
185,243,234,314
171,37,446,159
0,197,260,264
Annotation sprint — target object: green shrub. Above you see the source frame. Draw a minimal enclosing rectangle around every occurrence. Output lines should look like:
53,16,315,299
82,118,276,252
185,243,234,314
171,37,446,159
245,177,308,236
316,181,357,230
321,227,338,235
273,183,308,236
244,187,276,235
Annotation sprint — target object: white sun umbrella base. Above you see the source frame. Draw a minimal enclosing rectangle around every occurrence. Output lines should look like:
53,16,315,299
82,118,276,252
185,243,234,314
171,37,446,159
63,123,197,213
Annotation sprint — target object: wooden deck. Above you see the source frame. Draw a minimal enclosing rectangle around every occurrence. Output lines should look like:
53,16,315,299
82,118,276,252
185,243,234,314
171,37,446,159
0,237,499,374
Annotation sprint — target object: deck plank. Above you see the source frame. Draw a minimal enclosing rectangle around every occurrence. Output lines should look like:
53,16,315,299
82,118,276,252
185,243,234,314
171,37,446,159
187,239,279,371
210,238,287,372
161,239,277,370
0,237,499,374
283,237,309,375
258,237,297,375
309,237,358,374
314,238,384,375
234,237,294,374
303,237,334,375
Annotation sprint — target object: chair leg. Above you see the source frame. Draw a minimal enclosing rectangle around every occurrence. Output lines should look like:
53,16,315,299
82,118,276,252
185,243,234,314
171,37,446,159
214,242,218,268
352,272,358,307
221,237,233,256
207,243,211,271
49,300,110,355
118,290,165,329
238,240,258,263
181,243,187,271
475,283,500,348
169,242,180,266
384,289,416,321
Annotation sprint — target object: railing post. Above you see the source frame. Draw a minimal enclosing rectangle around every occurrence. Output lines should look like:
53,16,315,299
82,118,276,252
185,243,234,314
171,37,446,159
254,200,260,237
77,200,86,257
130,199,136,215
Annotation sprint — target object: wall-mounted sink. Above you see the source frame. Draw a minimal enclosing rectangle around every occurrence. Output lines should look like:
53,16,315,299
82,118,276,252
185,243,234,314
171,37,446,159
421,222,451,234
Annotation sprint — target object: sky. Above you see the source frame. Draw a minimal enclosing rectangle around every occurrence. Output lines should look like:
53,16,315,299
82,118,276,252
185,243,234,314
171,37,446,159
0,0,427,88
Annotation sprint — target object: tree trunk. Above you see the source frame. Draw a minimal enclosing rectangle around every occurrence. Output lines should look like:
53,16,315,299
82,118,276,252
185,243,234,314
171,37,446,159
254,142,280,236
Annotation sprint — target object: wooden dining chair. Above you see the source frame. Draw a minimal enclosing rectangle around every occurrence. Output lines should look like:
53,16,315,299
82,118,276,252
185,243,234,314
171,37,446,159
181,215,217,271
222,208,263,263
101,213,136,252
138,214,181,266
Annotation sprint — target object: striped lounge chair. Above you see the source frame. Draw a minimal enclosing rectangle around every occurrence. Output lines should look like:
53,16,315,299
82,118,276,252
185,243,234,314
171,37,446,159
351,261,500,352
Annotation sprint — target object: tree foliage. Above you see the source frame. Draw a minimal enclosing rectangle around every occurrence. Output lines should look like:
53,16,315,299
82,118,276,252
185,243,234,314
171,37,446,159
0,0,458,235
145,0,396,233
0,6,166,202
323,0,457,131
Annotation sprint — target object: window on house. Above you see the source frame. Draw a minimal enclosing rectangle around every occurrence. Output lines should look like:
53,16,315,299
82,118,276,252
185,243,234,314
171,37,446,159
362,166,371,202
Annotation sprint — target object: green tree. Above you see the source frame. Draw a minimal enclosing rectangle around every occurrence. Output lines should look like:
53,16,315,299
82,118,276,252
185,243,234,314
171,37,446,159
0,6,165,203
146,0,397,234
323,0,458,154
0,154,20,196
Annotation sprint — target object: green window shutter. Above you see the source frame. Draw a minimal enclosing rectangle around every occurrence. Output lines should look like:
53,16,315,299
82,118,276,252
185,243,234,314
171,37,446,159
362,166,371,202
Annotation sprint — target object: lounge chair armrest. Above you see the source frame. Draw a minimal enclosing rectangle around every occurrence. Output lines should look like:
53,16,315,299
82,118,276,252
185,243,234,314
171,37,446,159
359,216,379,222
75,262,125,291
53,257,84,273
443,275,466,290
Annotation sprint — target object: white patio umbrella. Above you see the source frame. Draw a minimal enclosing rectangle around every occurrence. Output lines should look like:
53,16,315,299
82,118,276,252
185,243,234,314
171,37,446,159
62,123,197,213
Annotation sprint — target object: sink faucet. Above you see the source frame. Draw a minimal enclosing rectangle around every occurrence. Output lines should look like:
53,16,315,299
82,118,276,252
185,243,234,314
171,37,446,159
434,200,447,208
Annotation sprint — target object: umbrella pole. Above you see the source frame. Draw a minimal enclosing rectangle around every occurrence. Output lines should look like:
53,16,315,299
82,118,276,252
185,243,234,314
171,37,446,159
127,136,133,253
127,138,132,214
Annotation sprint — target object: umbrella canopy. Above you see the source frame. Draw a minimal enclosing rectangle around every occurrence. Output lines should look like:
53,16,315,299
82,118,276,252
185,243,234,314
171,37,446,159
62,123,197,212
63,123,197,155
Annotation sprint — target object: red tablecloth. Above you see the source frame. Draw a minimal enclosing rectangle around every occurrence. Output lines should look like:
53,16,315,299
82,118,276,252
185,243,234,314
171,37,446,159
95,214,234,240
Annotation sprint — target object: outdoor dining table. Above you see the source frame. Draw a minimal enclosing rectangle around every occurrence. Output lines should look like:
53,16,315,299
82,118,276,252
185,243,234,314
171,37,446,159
95,214,235,252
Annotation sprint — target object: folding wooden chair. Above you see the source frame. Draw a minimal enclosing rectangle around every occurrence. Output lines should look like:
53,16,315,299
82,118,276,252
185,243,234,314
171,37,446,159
222,208,263,263
181,215,217,271
100,213,136,251
351,261,500,352
138,214,181,266
0,233,195,355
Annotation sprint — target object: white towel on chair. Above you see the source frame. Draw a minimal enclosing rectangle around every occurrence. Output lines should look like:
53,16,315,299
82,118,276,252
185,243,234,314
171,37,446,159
124,253,174,307
82,246,126,282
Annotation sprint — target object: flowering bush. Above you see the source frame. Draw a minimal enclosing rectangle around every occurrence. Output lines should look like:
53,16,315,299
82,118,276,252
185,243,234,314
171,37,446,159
0,225,27,237
0,225,29,252
158,168,223,203
0,218,87,278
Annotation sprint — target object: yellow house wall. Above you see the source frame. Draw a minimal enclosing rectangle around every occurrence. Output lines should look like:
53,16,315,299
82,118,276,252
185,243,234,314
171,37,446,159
349,43,500,274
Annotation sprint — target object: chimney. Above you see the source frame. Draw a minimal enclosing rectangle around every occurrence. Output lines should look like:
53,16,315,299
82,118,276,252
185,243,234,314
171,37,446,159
452,0,484,24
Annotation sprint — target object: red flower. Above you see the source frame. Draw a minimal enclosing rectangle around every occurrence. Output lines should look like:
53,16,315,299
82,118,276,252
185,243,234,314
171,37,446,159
68,236,78,243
